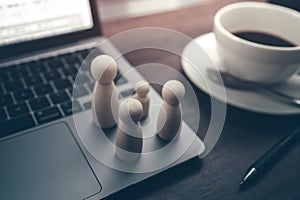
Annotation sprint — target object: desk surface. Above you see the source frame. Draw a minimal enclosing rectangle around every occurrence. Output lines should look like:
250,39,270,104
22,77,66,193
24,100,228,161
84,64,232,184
101,0,300,199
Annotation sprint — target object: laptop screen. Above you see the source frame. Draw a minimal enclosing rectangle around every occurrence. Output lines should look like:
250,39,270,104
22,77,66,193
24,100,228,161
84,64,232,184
0,0,94,46
0,0,100,61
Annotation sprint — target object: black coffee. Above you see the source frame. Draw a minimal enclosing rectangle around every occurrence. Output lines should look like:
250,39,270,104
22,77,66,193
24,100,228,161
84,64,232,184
233,31,296,47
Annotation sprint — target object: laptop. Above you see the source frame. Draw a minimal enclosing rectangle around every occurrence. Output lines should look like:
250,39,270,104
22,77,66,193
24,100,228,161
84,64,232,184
0,0,204,199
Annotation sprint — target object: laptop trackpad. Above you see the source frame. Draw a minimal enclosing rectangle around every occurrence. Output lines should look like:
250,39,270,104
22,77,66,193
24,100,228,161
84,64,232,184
0,123,101,200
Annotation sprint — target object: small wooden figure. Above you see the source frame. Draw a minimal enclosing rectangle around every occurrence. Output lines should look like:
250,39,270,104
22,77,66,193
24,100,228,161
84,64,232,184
133,80,150,119
91,55,119,129
115,99,143,161
157,80,185,141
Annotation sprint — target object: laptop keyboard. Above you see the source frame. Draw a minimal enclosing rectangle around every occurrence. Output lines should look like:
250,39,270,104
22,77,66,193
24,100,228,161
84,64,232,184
0,48,133,138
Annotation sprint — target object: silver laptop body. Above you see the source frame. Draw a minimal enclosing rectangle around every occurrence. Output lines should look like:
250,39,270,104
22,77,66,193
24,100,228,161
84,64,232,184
0,1,204,199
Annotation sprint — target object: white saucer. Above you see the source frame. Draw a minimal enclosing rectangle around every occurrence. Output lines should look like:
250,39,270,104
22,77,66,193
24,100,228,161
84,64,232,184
181,32,300,115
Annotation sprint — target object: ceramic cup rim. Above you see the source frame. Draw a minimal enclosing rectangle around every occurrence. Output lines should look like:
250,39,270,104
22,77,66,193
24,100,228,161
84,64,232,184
214,2,300,52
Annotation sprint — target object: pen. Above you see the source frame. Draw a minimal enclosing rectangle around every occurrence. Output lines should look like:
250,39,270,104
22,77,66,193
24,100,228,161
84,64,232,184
240,125,300,185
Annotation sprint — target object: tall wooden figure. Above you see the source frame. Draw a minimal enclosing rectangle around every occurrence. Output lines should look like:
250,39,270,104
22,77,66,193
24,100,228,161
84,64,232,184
116,99,143,161
133,80,150,120
157,80,185,141
91,55,119,129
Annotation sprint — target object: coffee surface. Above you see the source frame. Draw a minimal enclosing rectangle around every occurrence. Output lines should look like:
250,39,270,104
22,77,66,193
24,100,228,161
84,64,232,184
233,31,296,47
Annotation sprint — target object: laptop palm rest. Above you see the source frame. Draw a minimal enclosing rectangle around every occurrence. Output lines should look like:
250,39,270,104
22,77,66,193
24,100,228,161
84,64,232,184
0,123,101,200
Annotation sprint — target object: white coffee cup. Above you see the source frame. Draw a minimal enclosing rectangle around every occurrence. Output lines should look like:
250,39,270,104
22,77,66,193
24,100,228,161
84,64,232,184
214,2,300,84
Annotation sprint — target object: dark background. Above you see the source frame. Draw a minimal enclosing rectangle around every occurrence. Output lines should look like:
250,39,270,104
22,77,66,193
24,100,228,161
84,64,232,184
100,0,300,199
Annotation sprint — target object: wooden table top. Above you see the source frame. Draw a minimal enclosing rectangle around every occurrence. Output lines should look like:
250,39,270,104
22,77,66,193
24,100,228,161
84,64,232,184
101,1,300,199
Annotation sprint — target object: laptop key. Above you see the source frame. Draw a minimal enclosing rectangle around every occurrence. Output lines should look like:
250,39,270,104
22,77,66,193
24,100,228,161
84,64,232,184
83,101,92,110
24,75,43,86
76,49,90,58
50,91,70,104
34,106,62,124
119,88,135,99
62,53,82,64
8,65,30,78
115,76,127,85
0,85,4,94
0,72,9,82
29,97,50,111
53,78,72,90
87,82,94,92
0,94,13,106
0,108,7,121
76,74,90,84
71,86,89,98
7,103,30,118
34,84,54,95
13,88,34,102
44,71,61,80
28,62,48,74
23,60,38,71
61,68,78,77
60,100,82,116
46,58,64,67
4,80,25,92
114,71,128,85
0,114,35,138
